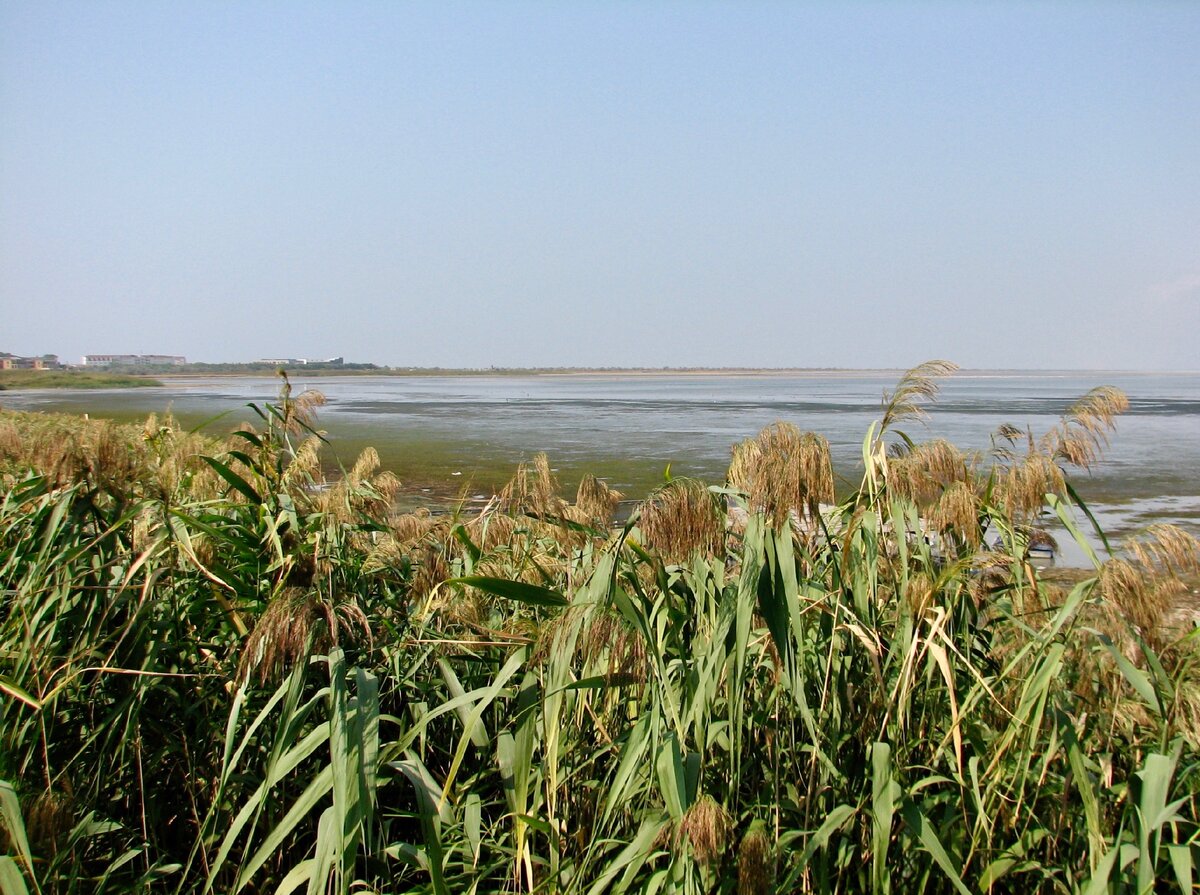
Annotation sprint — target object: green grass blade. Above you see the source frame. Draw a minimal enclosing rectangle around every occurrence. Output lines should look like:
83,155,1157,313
899,799,972,895
446,575,567,607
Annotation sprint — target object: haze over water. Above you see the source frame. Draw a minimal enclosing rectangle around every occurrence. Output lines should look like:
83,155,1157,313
5,370,1198,551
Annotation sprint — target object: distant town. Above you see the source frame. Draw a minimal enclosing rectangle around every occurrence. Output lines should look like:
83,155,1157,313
1,351,360,371
1,351,189,369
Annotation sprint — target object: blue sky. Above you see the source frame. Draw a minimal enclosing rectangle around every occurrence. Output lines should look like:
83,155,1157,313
2,2,1198,369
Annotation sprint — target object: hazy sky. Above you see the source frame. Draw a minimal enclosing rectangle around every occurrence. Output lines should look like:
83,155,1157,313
2,2,1198,369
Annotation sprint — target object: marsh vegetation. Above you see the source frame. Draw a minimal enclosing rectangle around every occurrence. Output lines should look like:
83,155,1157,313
0,370,163,391
1,364,1197,893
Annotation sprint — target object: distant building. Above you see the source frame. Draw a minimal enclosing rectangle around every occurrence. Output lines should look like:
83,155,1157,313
0,352,60,370
82,354,186,367
255,356,344,366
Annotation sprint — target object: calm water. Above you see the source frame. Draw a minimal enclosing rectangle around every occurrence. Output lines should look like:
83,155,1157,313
5,371,1199,553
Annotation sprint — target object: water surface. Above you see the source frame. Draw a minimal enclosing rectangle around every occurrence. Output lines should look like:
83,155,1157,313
5,370,1198,554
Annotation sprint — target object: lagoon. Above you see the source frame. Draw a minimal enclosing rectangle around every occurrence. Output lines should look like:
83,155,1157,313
4,369,1198,546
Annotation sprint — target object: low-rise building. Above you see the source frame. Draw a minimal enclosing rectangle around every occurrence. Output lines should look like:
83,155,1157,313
0,352,60,370
256,357,344,366
82,354,186,367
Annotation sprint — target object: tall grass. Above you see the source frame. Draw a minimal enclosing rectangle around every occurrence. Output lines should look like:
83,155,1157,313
2,366,1197,893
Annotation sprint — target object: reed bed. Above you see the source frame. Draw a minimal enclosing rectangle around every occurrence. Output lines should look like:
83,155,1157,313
1,366,1197,894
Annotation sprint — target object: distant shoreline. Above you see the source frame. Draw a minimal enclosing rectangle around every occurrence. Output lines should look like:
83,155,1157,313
148,366,1198,380
5,366,1195,391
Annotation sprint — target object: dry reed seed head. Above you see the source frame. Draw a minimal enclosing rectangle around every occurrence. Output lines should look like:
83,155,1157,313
1128,524,1200,579
993,422,1026,445
281,387,326,434
904,572,937,618
726,437,763,492
737,819,774,895
0,418,23,460
390,509,438,545
408,544,451,602
638,478,725,563
1027,528,1059,552
1098,558,1171,647
998,452,1065,520
362,535,406,574
579,608,650,682
1043,386,1129,471
140,411,161,442
728,424,834,528
531,605,584,664
352,470,402,519
574,474,623,526
25,790,75,857
889,439,972,509
879,360,959,432
914,439,969,485
466,510,519,551
348,446,380,486
1173,682,1200,750
677,794,732,864
280,436,323,490
562,504,592,526
930,480,981,548
238,587,372,684
1066,386,1129,434
239,588,316,684
131,505,158,554
1100,525,1200,650
446,588,488,631
498,452,566,518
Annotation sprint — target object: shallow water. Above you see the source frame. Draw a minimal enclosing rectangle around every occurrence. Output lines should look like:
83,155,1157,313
5,370,1199,559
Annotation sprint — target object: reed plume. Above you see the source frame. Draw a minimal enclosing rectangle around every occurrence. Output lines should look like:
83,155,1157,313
737,819,773,895
573,474,623,527
390,508,439,545
276,370,326,435
638,478,724,563
728,423,833,528
280,435,323,491
1100,525,1200,649
677,793,731,864
879,360,959,433
498,452,565,518
996,451,1066,521
238,587,372,684
1045,386,1129,471
929,480,981,548
25,790,75,858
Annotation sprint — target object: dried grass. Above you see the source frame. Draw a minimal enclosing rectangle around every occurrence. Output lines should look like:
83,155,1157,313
1045,386,1129,471
728,423,833,528
879,360,959,432
466,510,521,552
677,793,731,864
996,452,1066,521
390,509,439,545
1100,525,1200,650
889,439,971,506
25,790,75,858
929,480,981,548
737,818,773,895
574,474,623,527
638,478,724,563
238,587,372,684
498,453,565,518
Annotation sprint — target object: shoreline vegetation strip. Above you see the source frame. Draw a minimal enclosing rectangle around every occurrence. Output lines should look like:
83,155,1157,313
1,362,1198,894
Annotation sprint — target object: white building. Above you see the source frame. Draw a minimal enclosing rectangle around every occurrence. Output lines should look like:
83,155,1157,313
82,354,186,367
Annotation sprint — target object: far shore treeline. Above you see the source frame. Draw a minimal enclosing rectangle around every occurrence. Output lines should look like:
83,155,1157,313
1,362,1198,894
